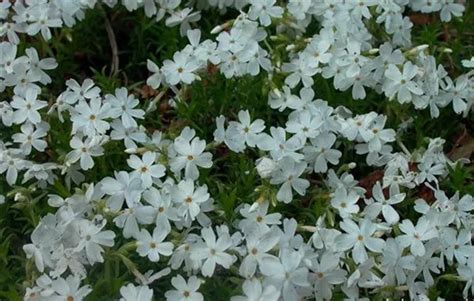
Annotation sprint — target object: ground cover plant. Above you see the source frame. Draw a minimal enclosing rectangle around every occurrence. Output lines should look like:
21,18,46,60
0,0,473,300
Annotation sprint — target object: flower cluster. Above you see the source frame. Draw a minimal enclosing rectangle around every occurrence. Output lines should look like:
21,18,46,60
145,2,473,117
0,0,473,301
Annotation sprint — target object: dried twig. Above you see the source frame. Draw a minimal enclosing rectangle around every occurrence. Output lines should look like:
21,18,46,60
104,13,119,77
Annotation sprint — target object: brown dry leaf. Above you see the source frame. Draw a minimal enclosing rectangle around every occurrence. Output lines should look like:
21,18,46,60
409,162,418,173
418,183,436,204
207,63,219,76
139,85,158,98
448,136,474,161
440,25,452,42
409,14,433,26
358,170,384,198
159,101,170,114
447,125,474,161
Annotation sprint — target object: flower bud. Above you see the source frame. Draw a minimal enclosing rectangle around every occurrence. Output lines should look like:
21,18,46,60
256,157,276,178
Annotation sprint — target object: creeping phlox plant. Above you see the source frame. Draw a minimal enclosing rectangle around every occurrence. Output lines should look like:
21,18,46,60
0,0,473,300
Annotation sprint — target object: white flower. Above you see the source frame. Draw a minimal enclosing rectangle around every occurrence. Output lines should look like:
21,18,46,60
461,57,474,68
23,162,57,187
341,112,377,141
75,219,115,264
165,7,201,37
336,41,368,78
248,0,284,26
23,213,59,273
270,157,310,203
260,249,310,301
190,226,236,277
347,0,377,18
110,120,147,150
335,218,385,264
304,37,333,69
258,127,304,161
100,171,143,211
171,179,210,222
114,205,142,239
239,228,280,278
283,56,318,88
25,47,57,84
23,243,45,273
0,101,14,126
304,133,342,173
107,87,145,128
396,218,438,257
369,43,404,81
170,236,201,272
0,152,26,185
26,8,62,40
239,201,282,235
137,268,171,285
170,129,213,180
439,0,464,22
286,110,323,143
226,110,265,149
65,135,105,170
120,284,153,301
364,182,405,224
122,0,140,11
381,238,416,285
268,86,311,112
12,122,48,154
458,257,474,297
0,41,18,74
11,88,47,125
255,157,277,178
127,151,166,188
213,115,226,143
388,16,413,47
383,62,423,103
415,155,446,185
308,251,347,300
346,257,384,288
165,275,204,301
231,278,280,301
140,187,179,232
358,115,396,153
146,59,163,89
287,0,311,19
136,226,174,262
433,190,473,228
445,76,470,114
440,228,473,265
4,64,40,94
162,51,200,85
71,98,111,136
279,218,304,250
63,78,101,105
330,186,360,218
50,276,92,301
